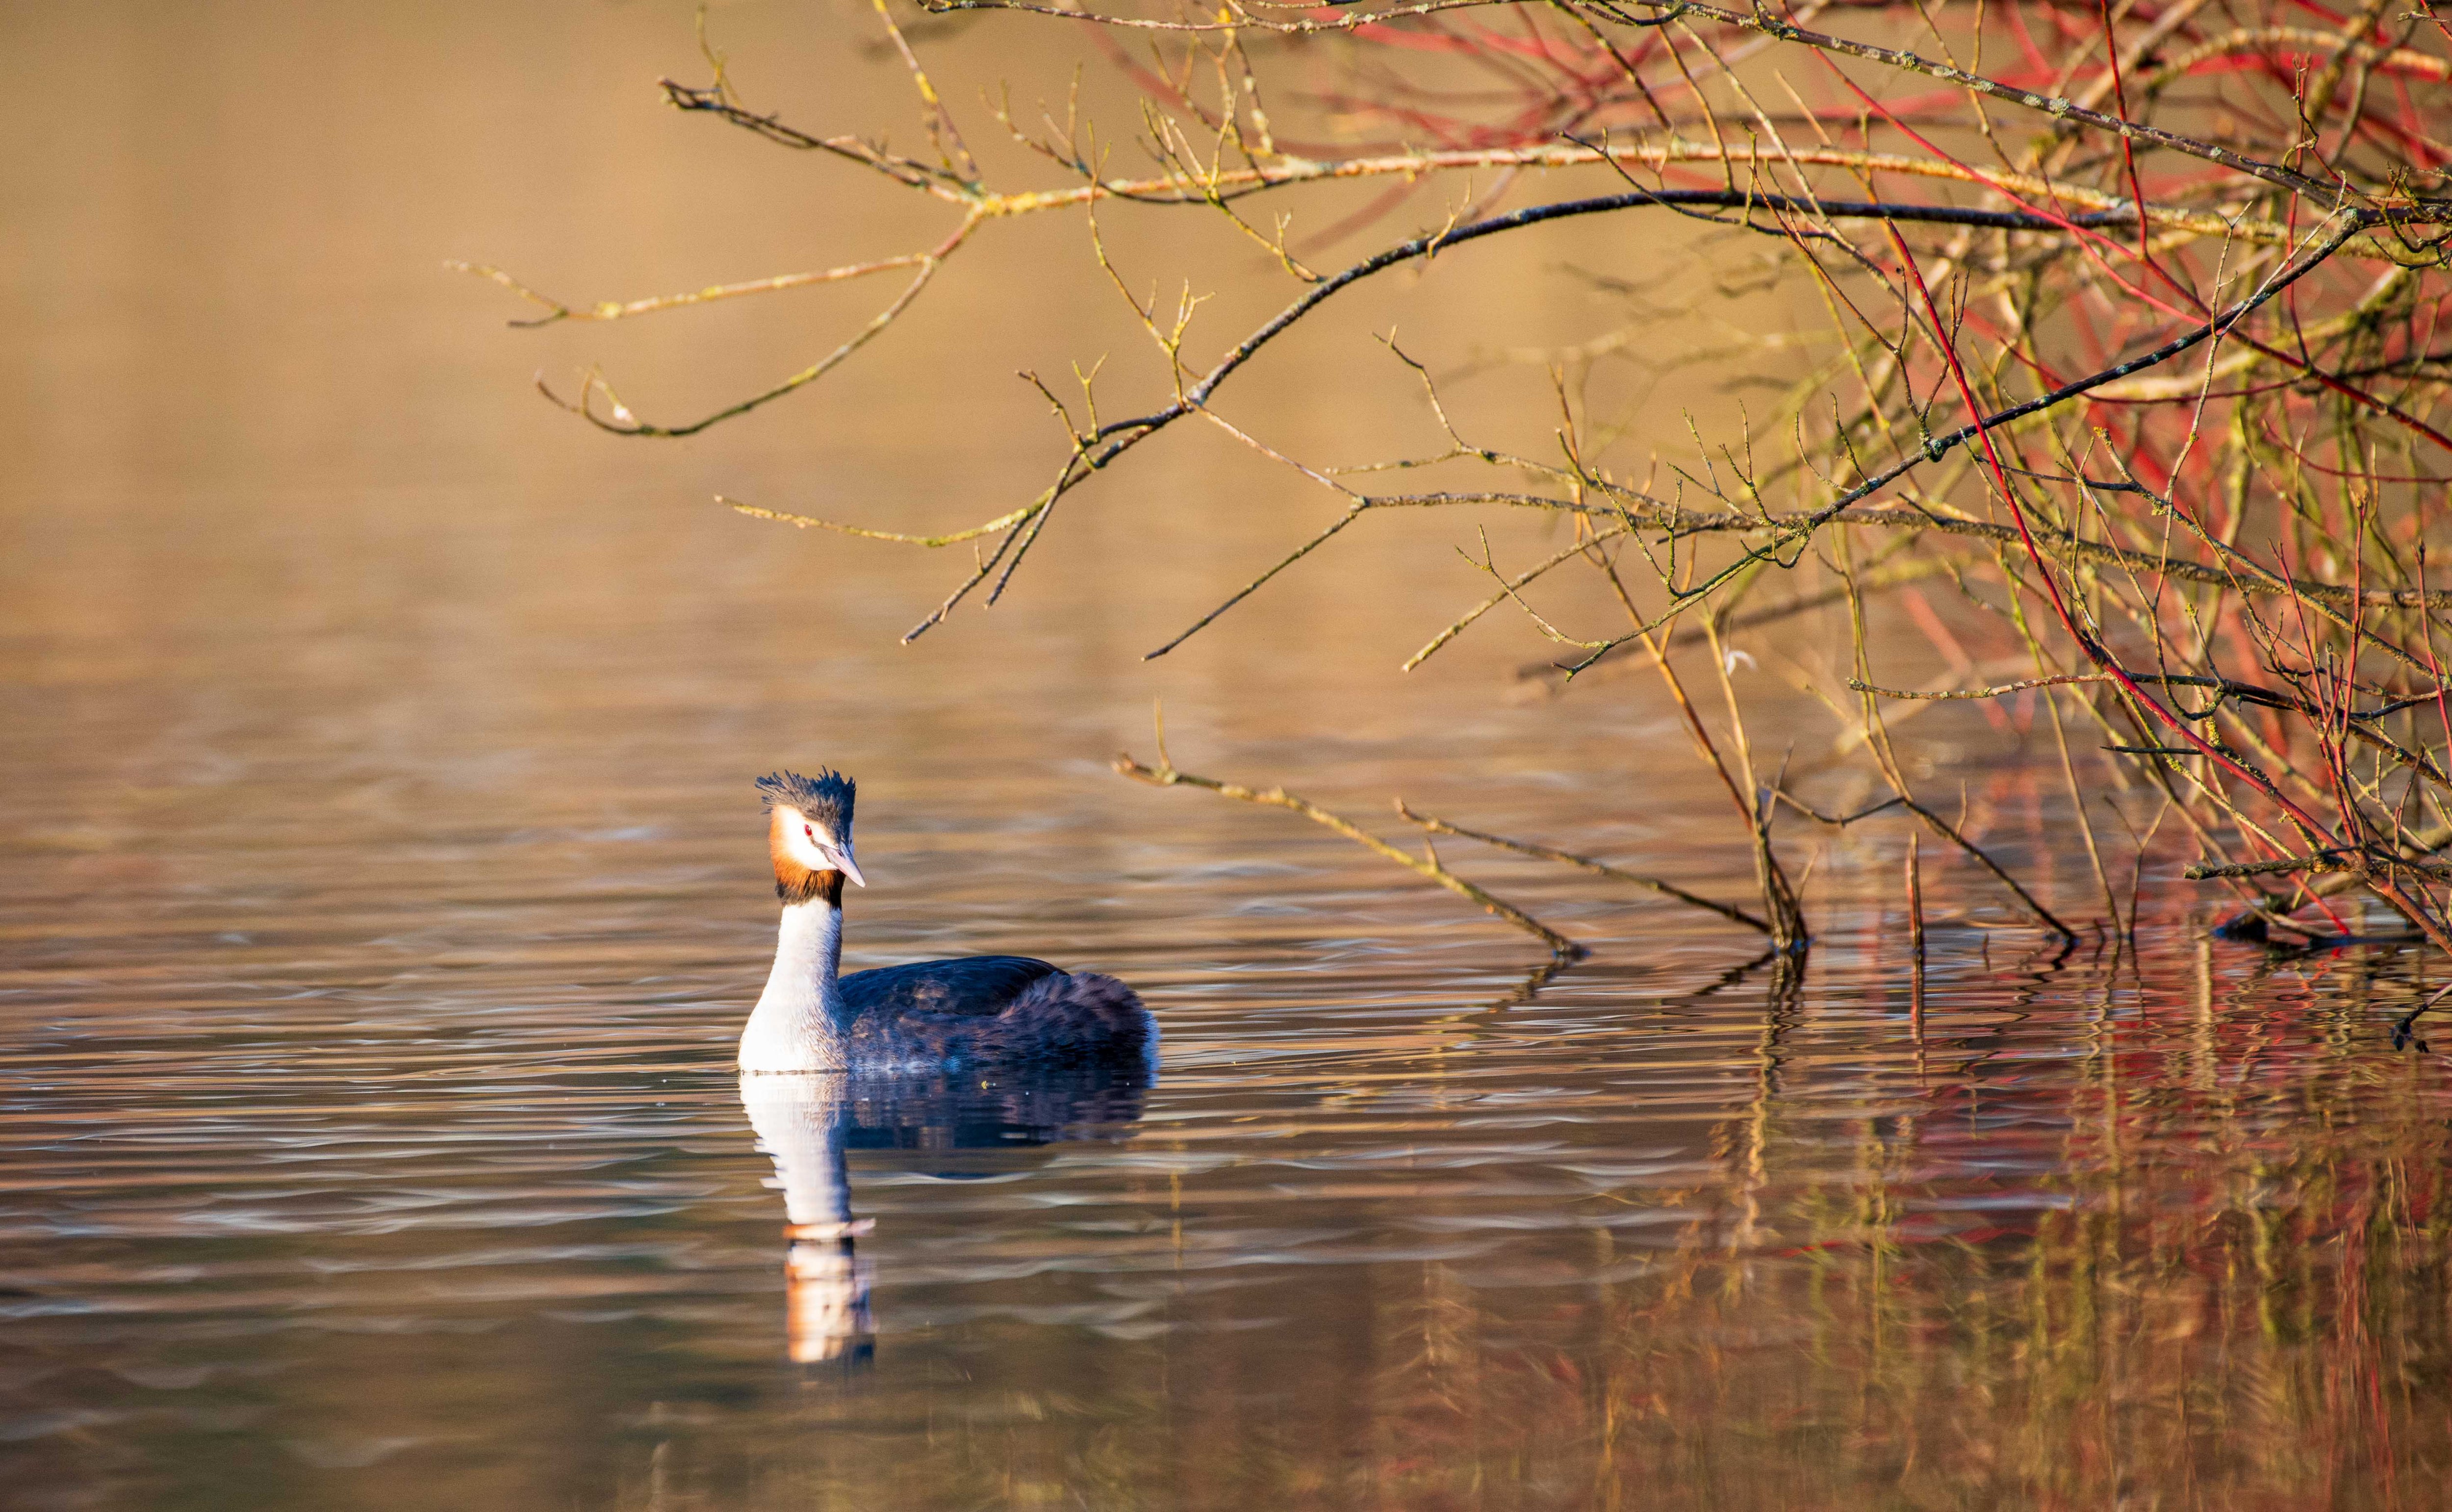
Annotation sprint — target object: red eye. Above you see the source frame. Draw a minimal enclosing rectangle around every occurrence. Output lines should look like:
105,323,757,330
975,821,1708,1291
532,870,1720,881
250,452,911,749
804,825,815,840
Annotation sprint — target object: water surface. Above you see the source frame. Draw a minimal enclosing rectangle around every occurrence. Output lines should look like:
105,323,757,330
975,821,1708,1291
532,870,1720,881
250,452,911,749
9,4,2452,1509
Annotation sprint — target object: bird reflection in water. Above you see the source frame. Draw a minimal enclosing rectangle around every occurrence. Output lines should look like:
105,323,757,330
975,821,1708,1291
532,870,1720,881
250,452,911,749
738,1061,1154,1364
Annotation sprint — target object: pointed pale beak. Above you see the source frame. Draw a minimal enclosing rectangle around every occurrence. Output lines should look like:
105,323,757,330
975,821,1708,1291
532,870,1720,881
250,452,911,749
830,844,866,888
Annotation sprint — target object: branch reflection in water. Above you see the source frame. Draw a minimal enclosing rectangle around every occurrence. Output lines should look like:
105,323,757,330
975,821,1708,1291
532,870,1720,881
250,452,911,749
738,1061,1157,1366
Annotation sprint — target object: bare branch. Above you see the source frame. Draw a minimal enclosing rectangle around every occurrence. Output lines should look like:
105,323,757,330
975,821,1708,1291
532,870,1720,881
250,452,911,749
1112,752,1587,959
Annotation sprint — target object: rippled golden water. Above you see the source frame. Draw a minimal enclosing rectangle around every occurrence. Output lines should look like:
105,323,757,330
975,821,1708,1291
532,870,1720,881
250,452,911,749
10,3,2452,1509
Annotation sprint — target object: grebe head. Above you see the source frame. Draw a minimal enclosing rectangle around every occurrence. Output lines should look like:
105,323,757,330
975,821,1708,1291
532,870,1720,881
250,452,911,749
757,769,865,902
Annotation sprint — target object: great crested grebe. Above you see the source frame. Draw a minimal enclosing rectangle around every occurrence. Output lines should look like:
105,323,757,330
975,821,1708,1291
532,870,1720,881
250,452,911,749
738,770,1155,1075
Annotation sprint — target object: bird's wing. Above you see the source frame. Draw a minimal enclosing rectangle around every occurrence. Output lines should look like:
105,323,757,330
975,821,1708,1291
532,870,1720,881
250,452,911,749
838,956,1065,1019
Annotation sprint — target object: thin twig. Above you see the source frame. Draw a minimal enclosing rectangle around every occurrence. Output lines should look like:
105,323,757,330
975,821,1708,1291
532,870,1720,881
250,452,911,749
1112,753,1588,959
1394,801,1771,931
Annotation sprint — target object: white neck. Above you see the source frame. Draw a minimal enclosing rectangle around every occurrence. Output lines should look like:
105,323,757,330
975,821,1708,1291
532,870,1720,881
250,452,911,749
740,899,847,1072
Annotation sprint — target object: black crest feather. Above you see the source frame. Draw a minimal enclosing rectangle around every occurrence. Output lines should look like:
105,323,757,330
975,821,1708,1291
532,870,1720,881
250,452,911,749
757,769,855,834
